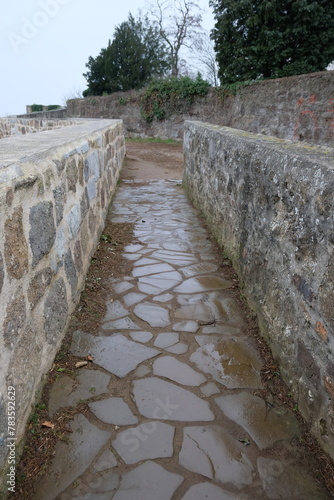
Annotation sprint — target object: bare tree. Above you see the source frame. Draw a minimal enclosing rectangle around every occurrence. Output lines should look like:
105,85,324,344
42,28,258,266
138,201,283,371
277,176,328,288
62,87,83,106
191,31,220,86
151,0,203,77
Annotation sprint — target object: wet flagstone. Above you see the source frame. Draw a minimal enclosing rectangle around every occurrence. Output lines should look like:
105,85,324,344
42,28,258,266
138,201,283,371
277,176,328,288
32,180,329,499
88,397,138,425
71,331,160,377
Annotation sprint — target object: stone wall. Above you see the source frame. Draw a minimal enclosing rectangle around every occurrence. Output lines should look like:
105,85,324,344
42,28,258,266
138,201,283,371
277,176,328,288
66,70,334,147
17,108,67,120
0,119,125,489
0,116,75,139
183,121,334,460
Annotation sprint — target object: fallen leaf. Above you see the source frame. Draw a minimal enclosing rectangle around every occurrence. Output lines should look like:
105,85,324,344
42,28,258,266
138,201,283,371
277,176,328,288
42,421,54,429
75,361,88,369
238,438,250,446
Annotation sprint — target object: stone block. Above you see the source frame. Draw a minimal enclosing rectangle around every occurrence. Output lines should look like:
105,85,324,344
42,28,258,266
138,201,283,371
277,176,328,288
0,253,4,293
66,204,81,239
53,185,66,225
64,249,78,299
4,207,28,280
66,159,78,192
3,290,26,349
29,202,56,267
28,268,53,309
44,278,68,345
74,241,83,275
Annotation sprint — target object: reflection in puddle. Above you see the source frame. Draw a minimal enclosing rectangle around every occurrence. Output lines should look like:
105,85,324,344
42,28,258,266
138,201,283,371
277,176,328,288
190,337,263,389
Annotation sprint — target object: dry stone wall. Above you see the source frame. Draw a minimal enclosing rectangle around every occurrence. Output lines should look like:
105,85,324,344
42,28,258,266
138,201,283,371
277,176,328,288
183,120,334,460
66,71,334,148
0,119,125,487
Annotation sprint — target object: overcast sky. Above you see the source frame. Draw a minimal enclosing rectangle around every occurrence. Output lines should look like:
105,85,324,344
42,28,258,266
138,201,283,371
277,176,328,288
1,0,215,117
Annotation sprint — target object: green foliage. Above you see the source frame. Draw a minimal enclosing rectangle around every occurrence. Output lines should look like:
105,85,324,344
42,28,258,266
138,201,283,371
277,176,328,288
215,79,263,99
141,74,210,122
210,0,334,83
83,13,169,97
47,105,61,110
31,104,44,112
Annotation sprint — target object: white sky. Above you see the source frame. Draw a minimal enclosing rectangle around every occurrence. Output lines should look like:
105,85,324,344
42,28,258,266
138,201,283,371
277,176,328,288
1,0,215,117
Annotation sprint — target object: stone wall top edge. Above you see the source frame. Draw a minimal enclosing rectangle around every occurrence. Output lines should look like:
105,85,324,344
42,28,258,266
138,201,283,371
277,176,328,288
184,120,334,166
0,119,123,173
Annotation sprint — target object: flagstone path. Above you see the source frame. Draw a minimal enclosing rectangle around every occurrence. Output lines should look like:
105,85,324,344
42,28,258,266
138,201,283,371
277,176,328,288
32,151,329,499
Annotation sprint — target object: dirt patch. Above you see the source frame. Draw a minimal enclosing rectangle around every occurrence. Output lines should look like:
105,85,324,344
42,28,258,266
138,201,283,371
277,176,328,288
122,140,183,180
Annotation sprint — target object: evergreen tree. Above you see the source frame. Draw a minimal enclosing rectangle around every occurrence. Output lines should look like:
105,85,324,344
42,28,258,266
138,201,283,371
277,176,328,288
210,0,334,83
83,13,169,96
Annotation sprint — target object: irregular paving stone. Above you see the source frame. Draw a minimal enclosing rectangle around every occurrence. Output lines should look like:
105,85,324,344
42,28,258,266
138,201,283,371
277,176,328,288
123,292,147,306
102,317,141,330
134,302,171,327
89,397,138,425
179,426,253,487
154,332,179,348
49,370,110,417
257,457,328,500
163,240,190,251
112,422,175,464
153,356,206,386
33,414,111,500
151,250,196,266
165,343,189,354
215,392,300,450
112,281,134,294
85,471,120,494
130,331,153,343
92,449,118,472
132,377,214,421
172,320,199,333
134,365,151,377
182,483,239,500
71,331,160,377
133,257,160,266
132,262,174,277
181,262,219,277
113,461,184,500
175,303,225,322
124,244,144,253
138,271,182,294
103,300,128,321
201,382,221,397
176,292,229,322
190,337,263,389
174,276,232,294
123,253,141,261
154,293,173,303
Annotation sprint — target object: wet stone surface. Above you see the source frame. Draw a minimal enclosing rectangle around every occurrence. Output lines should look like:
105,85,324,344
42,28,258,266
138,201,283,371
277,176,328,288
32,180,329,499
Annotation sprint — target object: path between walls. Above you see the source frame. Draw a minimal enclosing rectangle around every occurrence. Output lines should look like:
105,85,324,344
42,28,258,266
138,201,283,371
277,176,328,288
21,142,330,499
